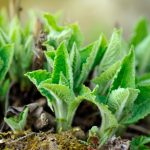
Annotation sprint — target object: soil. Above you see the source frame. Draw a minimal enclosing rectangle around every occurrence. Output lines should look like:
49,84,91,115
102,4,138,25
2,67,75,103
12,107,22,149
0,130,87,150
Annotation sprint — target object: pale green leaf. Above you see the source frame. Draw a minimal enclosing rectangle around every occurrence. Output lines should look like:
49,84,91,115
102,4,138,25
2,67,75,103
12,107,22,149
67,23,83,50
44,13,63,31
45,50,56,70
130,17,149,47
136,35,150,73
93,61,121,95
4,107,29,132
93,61,121,85
98,29,122,73
108,88,139,122
95,103,118,146
39,83,75,105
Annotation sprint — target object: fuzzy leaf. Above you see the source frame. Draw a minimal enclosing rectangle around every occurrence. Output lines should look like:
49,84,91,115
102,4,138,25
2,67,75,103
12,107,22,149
98,29,122,73
125,74,150,124
52,42,73,89
67,23,83,50
93,62,121,85
4,107,29,132
25,70,51,86
125,99,150,124
108,88,139,122
93,33,107,68
75,35,106,89
25,70,53,110
39,82,75,105
93,61,121,95
79,43,94,65
111,48,135,91
45,50,56,70
70,43,81,76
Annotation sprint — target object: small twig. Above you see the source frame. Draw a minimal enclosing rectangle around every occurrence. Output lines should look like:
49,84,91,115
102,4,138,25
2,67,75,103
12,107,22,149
129,124,150,135
123,132,138,139
7,132,35,144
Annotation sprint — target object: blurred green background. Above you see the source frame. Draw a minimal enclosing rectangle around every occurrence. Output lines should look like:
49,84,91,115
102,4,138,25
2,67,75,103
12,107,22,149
0,0,150,42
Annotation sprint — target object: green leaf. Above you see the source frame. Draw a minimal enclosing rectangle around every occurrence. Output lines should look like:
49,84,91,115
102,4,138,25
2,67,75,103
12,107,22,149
130,17,149,47
56,29,72,47
130,71,150,124
4,107,29,132
98,29,122,73
93,61,121,95
92,33,107,68
136,35,150,73
111,47,135,91
45,50,56,70
0,44,14,83
9,17,22,45
130,136,150,150
59,72,69,87
137,73,150,87
108,88,139,122
39,83,75,105
0,28,9,46
70,43,81,77
75,35,106,89
44,13,63,31
25,70,53,110
79,42,94,65
21,35,33,71
136,75,150,104
125,99,150,124
93,62,121,85
0,79,10,101
25,70,51,86
67,23,83,50
52,42,73,89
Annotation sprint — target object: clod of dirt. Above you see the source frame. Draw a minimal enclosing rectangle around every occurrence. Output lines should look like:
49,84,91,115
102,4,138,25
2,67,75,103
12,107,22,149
102,136,130,150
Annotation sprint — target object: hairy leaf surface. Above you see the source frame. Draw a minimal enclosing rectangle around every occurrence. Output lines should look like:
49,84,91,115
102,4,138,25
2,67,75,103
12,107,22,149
111,48,135,91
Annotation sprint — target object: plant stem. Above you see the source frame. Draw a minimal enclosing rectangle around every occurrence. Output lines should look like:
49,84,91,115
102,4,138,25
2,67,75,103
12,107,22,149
9,0,22,20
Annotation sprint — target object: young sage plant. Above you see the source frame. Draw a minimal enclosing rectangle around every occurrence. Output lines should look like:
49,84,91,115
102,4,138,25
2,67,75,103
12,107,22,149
1,11,150,148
